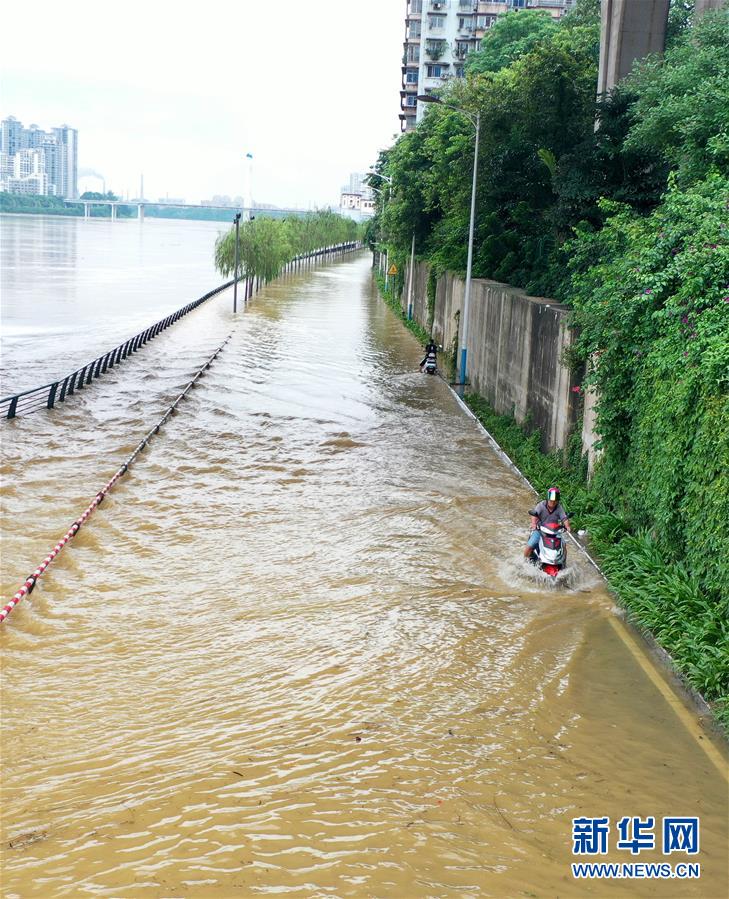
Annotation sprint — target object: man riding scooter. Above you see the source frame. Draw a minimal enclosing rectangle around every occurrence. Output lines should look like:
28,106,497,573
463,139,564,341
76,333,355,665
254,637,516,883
523,486,571,560
419,339,438,374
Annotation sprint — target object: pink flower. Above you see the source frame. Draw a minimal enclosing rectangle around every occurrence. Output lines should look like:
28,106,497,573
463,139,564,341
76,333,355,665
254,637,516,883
571,386,582,394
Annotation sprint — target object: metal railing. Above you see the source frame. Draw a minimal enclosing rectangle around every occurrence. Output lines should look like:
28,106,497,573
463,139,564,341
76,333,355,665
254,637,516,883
0,280,235,420
1,241,363,420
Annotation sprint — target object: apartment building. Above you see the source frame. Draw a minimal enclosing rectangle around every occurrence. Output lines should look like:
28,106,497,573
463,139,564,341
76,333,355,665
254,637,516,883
0,116,78,197
0,149,49,195
339,172,376,221
400,0,575,132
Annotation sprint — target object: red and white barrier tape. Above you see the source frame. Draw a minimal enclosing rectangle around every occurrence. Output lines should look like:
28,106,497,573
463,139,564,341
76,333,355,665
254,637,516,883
1,336,230,626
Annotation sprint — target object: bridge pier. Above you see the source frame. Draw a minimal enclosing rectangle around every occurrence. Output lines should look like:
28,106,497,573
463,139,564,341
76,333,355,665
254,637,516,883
138,203,144,221
84,202,90,219
597,0,670,95
111,203,117,221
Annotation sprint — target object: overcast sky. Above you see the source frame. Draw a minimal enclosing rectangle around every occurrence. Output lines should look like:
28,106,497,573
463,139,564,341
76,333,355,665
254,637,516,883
1,0,404,208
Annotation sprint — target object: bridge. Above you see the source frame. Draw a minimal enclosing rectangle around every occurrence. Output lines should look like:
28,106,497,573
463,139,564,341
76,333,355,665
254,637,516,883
64,199,317,221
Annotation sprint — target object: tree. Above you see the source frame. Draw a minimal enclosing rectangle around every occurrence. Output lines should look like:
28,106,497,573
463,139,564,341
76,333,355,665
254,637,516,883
623,9,729,185
80,190,119,201
466,9,558,75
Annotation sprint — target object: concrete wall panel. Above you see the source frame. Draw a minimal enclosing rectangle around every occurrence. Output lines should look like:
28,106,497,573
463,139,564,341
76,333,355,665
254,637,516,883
404,261,582,454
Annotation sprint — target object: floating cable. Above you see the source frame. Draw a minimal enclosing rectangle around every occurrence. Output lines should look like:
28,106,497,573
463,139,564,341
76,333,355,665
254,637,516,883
0,336,230,626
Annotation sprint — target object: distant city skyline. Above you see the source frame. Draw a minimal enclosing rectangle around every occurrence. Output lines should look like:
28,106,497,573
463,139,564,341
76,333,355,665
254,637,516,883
1,1,404,209
1,115,78,198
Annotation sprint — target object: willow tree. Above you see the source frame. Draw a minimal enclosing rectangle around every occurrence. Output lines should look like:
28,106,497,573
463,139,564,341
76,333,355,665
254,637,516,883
215,211,360,283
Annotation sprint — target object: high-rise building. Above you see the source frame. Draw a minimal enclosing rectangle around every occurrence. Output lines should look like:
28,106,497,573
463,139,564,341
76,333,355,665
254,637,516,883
400,0,575,132
1,117,23,157
53,125,79,199
0,116,78,197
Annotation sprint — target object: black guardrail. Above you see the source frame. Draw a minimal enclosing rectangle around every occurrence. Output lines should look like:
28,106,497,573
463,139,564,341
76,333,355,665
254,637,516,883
1,241,363,420
0,280,235,420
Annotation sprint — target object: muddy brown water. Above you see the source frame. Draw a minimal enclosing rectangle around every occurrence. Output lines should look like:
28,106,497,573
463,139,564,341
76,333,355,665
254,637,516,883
1,252,727,897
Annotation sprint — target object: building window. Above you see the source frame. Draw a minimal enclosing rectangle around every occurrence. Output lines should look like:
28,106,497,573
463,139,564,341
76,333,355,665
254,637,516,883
454,65,465,78
408,22,421,38
426,64,448,78
405,70,419,83
409,0,423,11
428,14,447,29
406,95,418,107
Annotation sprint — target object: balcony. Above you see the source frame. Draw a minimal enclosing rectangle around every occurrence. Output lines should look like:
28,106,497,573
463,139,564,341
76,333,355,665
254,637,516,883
429,1,447,10
425,41,447,60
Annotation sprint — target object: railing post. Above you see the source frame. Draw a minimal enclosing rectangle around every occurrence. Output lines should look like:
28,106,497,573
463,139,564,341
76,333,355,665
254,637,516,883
47,382,59,409
7,396,18,419
59,376,70,402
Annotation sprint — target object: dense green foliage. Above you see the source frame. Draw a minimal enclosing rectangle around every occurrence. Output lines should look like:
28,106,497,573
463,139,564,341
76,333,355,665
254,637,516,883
147,205,306,223
0,192,133,217
371,1,729,726
623,12,729,185
568,175,729,597
214,210,360,282
465,9,558,75
80,191,119,200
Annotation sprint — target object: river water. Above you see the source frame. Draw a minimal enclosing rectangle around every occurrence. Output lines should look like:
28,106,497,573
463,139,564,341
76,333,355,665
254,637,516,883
1,215,727,897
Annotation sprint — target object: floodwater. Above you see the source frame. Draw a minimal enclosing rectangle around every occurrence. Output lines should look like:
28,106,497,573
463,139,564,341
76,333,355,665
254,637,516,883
1,217,727,898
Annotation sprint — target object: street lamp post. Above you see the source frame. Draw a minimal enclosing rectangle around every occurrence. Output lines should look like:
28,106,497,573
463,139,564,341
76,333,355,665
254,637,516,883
417,95,480,387
368,172,394,287
233,211,241,313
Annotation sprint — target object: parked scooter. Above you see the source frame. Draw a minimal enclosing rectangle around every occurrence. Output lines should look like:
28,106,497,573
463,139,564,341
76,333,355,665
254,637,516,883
528,521,567,578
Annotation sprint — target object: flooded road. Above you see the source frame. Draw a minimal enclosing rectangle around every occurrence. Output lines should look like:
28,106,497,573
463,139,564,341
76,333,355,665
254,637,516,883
1,251,727,897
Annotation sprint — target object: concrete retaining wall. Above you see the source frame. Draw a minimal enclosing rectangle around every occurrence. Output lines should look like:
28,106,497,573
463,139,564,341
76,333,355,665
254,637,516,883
402,260,587,455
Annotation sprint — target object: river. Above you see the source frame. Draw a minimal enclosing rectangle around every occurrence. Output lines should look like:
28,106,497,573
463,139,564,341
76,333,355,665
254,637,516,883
1,214,727,897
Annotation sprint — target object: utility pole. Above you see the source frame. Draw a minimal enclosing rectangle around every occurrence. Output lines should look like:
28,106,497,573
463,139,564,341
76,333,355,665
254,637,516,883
233,212,241,313
406,233,415,321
